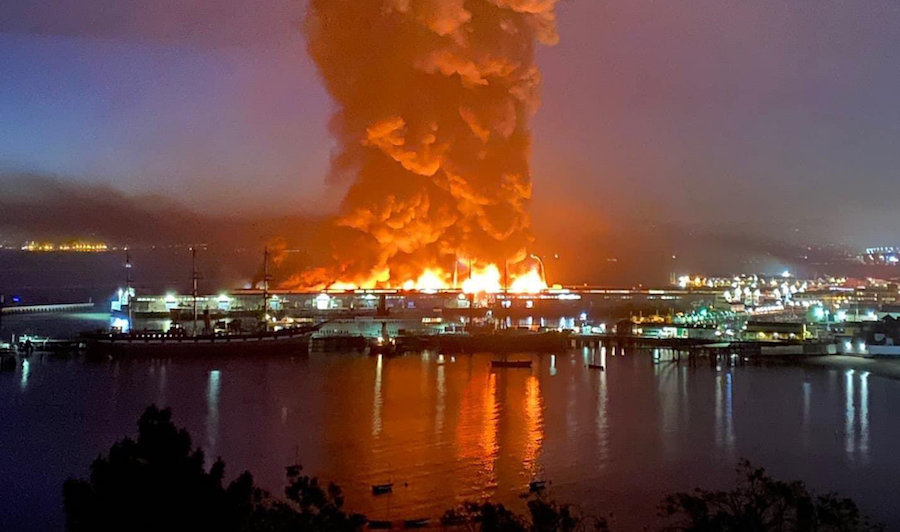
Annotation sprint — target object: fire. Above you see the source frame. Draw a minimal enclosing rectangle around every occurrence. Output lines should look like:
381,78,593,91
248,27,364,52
509,268,547,294
404,269,451,291
462,264,503,294
328,281,361,291
320,262,547,294
295,0,561,294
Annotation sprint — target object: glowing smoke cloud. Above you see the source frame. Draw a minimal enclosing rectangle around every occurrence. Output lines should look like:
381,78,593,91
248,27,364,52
294,0,559,289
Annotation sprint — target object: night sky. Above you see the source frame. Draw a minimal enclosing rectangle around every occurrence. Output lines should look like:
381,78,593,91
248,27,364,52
2,0,899,245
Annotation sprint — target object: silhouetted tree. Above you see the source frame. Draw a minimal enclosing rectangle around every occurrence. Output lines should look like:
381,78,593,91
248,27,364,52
242,467,366,532
63,405,366,532
659,460,883,532
63,405,263,532
441,494,608,531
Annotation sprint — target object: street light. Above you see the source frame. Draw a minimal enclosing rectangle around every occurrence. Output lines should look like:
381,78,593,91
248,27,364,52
530,254,547,285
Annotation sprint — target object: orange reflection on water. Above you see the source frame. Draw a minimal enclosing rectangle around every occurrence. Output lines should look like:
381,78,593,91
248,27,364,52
373,354,383,436
479,372,500,482
522,375,544,477
453,370,499,492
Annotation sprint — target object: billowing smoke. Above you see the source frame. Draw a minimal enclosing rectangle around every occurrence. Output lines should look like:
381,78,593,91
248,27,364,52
292,0,559,289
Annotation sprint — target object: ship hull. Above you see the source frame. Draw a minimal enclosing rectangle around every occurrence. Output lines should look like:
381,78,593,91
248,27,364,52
88,329,311,358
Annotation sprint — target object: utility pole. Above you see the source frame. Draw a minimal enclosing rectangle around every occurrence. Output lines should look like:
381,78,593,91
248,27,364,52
0,294,5,343
262,247,272,332
504,260,509,294
125,248,133,332
191,247,200,335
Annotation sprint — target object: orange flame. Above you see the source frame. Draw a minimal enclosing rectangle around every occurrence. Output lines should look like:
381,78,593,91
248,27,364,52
462,264,503,294
509,268,547,294
315,262,546,294
404,268,451,291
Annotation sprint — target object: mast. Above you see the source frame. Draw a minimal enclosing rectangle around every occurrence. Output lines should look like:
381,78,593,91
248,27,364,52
263,247,271,331
191,247,199,335
504,259,509,294
125,248,133,331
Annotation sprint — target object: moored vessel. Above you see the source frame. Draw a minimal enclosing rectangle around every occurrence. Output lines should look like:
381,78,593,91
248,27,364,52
86,326,316,358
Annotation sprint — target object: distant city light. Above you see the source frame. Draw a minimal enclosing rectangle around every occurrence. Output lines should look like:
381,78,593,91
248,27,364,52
21,240,108,252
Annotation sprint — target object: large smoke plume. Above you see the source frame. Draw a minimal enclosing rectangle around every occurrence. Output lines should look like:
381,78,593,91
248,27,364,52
293,0,559,288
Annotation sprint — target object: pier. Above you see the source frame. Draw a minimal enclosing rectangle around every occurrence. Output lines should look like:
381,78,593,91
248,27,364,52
0,302,95,315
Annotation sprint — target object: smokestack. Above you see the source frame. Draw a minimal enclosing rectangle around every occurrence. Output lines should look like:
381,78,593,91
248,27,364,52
301,0,560,288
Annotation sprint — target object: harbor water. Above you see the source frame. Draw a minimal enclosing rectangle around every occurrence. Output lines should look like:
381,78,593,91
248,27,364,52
2,348,899,531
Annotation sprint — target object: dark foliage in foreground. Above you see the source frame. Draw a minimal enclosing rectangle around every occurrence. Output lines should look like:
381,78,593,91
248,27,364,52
63,405,364,532
442,497,609,531
659,460,884,532
64,406,881,531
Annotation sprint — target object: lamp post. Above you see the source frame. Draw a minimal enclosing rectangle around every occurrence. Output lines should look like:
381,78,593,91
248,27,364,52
530,254,547,285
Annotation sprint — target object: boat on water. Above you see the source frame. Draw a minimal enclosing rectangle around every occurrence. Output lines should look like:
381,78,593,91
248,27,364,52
372,483,394,496
529,480,549,493
369,338,398,356
87,326,318,358
89,247,324,358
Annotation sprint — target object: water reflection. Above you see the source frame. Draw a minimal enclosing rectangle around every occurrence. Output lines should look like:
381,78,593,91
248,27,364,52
3,350,900,531
844,370,871,463
480,372,499,484
714,369,735,458
522,375,543,478
206,369,220,456
860,372,869,460
802,382,812,448
656,361,678,457
845,370,855,458
158,364,167,406
596,348,609,470
20,360,30,392
373,354,383,437
435,359,445,435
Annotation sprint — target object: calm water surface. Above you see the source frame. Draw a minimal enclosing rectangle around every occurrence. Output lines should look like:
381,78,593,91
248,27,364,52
1,349,898,531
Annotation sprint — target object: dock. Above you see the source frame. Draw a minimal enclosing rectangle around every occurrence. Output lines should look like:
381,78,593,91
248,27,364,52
0,302,95,315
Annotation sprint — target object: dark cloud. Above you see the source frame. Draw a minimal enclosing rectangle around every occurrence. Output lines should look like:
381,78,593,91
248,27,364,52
1,173,835,287
0,173,324,249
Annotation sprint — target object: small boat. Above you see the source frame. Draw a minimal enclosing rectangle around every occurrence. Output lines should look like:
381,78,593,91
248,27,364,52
491,359,532,369
372,483,394,495
367,520,393,529
369,341,398,356
529,480,549,493
588,364,605,371
403,518,430,529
